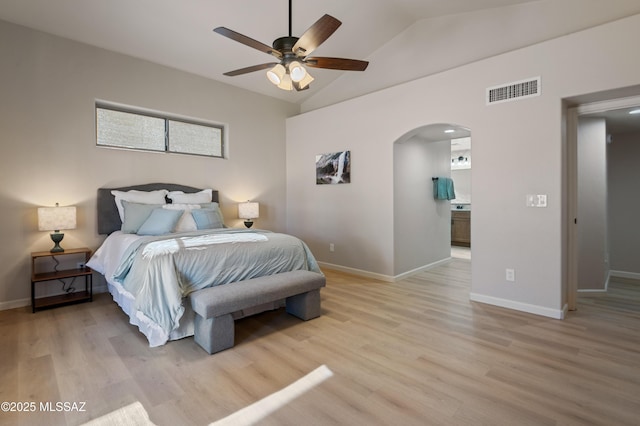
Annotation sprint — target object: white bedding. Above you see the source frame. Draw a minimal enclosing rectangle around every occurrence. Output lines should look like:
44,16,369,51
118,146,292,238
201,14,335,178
88,231,300,347
88,231,197,346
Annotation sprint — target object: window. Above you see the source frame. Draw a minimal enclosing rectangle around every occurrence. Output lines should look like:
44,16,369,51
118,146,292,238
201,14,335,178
168,120,222,157
96,104,224,158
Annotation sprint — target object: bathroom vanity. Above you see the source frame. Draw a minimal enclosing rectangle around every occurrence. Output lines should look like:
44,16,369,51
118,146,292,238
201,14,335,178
451,206,470,247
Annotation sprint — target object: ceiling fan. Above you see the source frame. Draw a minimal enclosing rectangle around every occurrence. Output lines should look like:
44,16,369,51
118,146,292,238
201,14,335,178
213,0,369,91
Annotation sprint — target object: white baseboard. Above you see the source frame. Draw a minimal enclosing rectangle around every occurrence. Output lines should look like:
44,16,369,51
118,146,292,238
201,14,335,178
609,270,640,281
0,284,108,312
470,292,566,319
317,257,452,283
317,262,395,282
577,271,611,293
393,258,453,281
0,298,31,311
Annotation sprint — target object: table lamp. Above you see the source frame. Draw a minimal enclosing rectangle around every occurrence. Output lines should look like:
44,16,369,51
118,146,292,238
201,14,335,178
238,201,259,228
38,203,77,252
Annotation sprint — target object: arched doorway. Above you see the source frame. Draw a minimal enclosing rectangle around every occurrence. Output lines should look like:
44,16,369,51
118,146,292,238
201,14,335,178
392,123,471,278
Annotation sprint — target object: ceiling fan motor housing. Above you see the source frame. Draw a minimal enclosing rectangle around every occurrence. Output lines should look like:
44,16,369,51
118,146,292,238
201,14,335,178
273,36,302,59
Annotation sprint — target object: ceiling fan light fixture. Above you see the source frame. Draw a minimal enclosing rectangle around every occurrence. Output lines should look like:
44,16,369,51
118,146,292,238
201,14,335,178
266,64,286,85
296,71,314,89
289,61,306,82
215,7,368,91
277,73,293,91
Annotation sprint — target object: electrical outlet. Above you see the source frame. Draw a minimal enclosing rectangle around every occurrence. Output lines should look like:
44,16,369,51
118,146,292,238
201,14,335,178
329,243,335,252
506,268,515,282
77,262,86,269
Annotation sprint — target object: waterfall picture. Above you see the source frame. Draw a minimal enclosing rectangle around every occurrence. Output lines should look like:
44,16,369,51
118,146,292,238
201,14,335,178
316,150,351,184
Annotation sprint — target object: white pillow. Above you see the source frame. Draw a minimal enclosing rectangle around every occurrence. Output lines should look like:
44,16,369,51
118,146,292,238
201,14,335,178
162,203,201,232
167,189,212,204
111,189,168,222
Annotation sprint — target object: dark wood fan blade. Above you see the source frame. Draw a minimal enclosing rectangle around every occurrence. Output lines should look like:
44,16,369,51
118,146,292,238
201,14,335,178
305,57,369,71
214,27,283,59
292,15,341,57
223,63,278,77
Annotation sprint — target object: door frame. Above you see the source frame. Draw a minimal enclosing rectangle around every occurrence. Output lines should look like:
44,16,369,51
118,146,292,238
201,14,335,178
566,95,640,310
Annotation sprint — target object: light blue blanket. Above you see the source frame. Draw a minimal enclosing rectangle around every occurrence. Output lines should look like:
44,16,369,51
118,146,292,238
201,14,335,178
112,228,321,336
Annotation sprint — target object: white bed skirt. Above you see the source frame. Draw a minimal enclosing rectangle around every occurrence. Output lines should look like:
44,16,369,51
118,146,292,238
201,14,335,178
106,278,194,347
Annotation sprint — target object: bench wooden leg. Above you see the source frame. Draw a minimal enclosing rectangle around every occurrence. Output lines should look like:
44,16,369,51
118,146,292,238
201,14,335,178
194,313,234,354
286,289,321,320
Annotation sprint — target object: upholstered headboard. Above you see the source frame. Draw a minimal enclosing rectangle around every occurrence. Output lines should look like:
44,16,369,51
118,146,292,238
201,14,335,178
97,183,219,235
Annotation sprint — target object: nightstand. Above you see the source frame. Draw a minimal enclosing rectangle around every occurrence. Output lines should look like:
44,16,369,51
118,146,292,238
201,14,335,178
31,247,93,313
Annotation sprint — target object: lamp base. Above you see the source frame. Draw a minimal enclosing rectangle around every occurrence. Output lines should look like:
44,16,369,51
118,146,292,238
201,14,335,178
50,232,65,253
243,220,254,228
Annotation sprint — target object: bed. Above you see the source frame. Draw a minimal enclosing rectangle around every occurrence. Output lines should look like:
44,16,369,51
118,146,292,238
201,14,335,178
87,183,321,347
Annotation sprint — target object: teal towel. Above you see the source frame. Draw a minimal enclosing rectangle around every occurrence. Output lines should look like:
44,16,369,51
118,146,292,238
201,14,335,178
433,177,456,200
446,178,456,200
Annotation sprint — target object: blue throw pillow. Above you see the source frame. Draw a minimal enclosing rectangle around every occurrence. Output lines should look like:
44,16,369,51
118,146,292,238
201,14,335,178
191,208,224,230
137,208,183,236
121,201,163,233
198,202,225,226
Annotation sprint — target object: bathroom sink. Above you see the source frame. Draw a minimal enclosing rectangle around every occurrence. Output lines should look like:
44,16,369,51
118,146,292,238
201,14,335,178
451,204,471,211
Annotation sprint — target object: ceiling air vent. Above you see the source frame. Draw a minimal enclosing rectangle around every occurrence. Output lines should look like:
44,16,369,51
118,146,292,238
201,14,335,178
486,77,541,105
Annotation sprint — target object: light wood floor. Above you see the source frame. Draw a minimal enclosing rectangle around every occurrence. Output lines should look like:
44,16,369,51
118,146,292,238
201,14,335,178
1,259,639,425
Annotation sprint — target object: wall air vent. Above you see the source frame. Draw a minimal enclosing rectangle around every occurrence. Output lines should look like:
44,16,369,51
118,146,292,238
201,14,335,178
486,77,541,105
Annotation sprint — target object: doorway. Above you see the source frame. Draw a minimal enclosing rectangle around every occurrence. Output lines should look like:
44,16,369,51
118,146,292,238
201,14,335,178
392,123,471,277
566,95,640,310
450,136,472,256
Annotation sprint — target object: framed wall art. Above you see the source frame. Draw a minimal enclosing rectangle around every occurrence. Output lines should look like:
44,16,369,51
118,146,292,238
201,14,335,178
316,150,350,184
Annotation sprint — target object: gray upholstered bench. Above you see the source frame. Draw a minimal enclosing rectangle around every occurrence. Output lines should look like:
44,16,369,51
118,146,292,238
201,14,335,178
189,270,326,354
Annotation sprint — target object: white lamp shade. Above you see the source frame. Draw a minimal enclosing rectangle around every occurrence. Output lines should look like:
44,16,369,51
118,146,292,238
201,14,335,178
38,205,76,231
296,71,314,89
266,64,286,85
238,202,259,220
289,61,306,82
277,73,293,91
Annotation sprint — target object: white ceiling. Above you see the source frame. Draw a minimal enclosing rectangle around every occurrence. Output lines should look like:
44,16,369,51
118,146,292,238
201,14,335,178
588,106,640,135
0,0,536,104
3,0,639,135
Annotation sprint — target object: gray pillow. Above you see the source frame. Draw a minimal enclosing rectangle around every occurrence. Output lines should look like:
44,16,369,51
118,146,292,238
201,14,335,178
192,208,224,230
137,208,183,236
121,201,163,233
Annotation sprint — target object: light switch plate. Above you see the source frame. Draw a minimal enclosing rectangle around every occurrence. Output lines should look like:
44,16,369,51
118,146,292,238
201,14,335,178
526,194,547,207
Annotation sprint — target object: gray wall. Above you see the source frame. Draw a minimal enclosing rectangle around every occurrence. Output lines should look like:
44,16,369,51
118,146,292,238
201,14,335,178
607,130,640,276
393,136,451,276
0,20,298,308
577,118,609,290
286,13,640,318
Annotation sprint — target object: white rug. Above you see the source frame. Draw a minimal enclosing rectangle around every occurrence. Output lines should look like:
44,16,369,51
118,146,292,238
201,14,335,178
82,365,333,426
210,365,333,426
82,401,154,426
